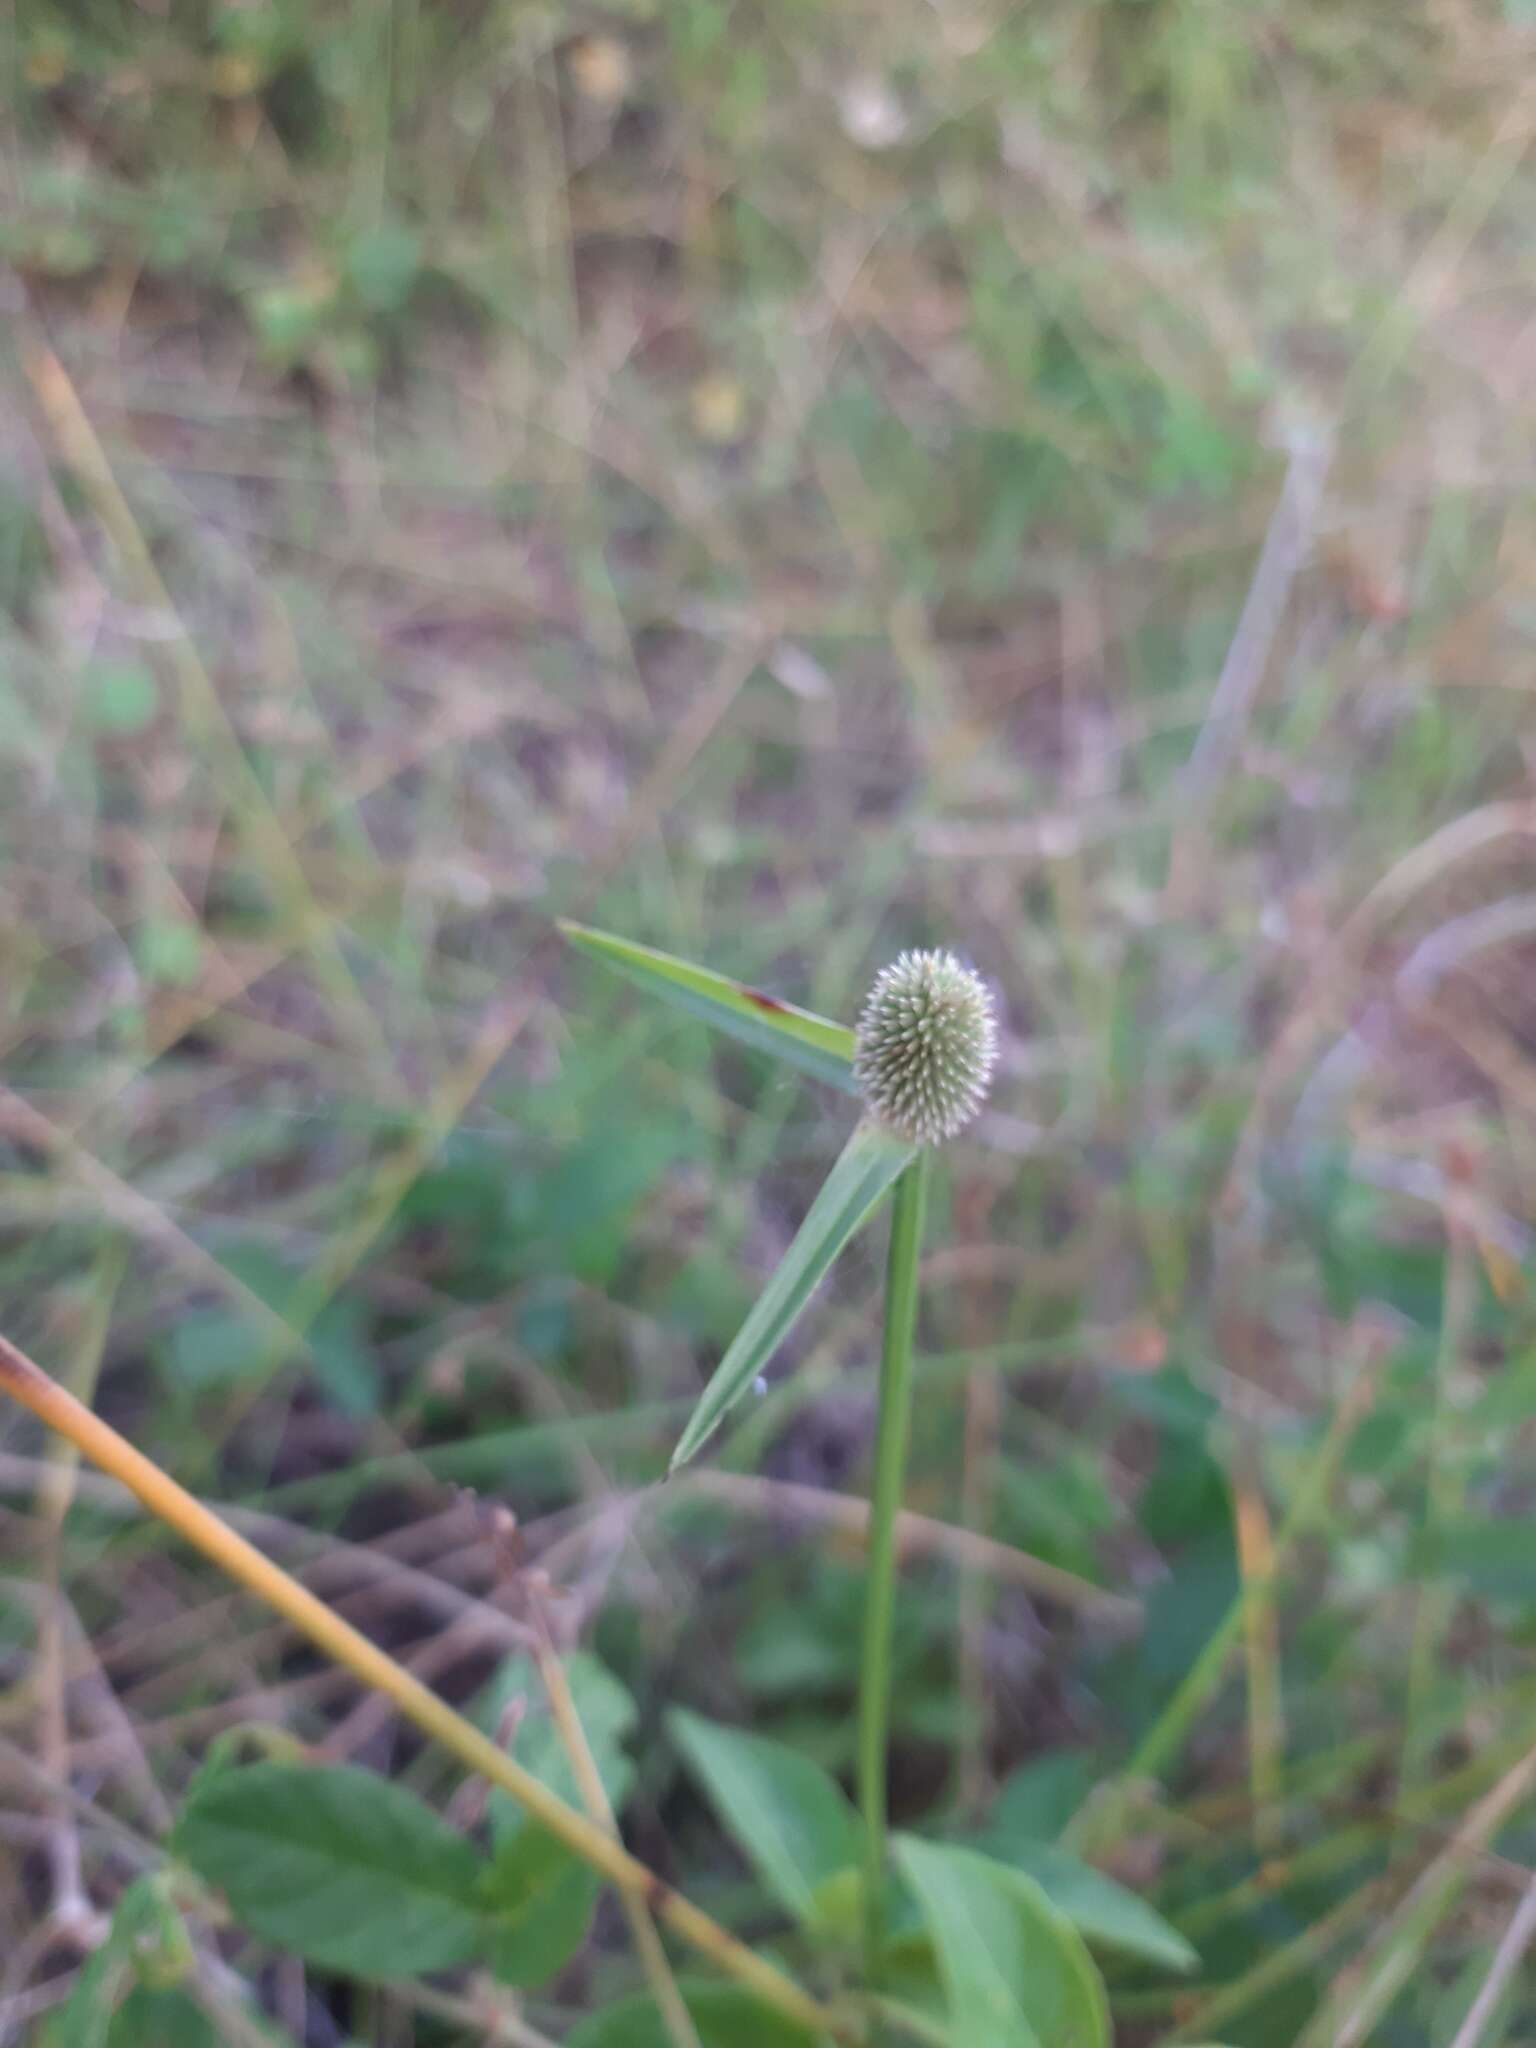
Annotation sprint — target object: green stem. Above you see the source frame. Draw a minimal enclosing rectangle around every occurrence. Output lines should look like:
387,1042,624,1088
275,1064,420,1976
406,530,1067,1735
859,1152,930,2013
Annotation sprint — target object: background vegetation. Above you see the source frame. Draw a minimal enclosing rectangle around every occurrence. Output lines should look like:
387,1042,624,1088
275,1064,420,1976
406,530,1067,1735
4,0,1536,2041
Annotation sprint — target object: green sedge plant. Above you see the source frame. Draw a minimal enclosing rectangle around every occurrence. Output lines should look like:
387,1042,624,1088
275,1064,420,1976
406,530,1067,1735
555,923,1144,2046
578,936,1001,1974
0,923,1201,2048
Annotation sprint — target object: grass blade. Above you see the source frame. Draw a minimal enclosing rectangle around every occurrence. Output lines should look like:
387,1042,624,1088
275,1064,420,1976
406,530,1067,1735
558,921,857,1092
670,1121,917,1471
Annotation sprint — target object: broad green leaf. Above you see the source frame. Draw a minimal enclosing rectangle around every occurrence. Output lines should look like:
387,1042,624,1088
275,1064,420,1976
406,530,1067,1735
566,1981,821,2048
987,1842,1197,1975
482,1848,601,1987
990,1754,1097,1843
978,1758,1195,1970
102,1992,223,2048
671,1119,917,1469
479,1652,638,1985
558,920,856,1093
669,1709,862,1926
894,1836,1109,2048
173,1762,484,1979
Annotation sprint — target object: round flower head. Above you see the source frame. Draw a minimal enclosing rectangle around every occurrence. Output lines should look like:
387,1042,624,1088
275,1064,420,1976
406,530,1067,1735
854,950,997,1145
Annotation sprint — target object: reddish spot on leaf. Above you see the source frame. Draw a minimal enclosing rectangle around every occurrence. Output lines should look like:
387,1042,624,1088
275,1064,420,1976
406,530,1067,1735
741,985,790,1014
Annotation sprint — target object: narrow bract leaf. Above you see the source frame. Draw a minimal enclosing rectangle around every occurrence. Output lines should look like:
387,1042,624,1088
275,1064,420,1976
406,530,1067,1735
173,1762,485,1980
669,1709,862,1926
558,920,857,1092
670,1120,917,1470
894,1836,1110,2048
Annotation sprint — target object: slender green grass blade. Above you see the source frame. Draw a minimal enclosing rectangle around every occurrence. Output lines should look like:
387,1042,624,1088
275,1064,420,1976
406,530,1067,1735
558,920,856,1092
670,1121,917,1471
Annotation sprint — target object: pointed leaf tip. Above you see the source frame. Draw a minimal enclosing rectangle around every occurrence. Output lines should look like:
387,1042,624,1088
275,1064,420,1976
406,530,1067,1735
558,920,857,1093
669,1122,917,1470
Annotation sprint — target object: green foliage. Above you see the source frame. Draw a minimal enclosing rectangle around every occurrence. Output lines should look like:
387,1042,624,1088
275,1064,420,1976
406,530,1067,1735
669,1709,863,1927
481,1651,637,1983
0,472,48,617
988,1756,1098,1844
671,1119,917,1468
134,918,204,989
9,1,1536,2042
482,1850,602,1989
173,1763,486,1979
559,921,858,1093
305,1294,380,1415
79,661,159,736
978,1841,1197,1975
247,213,428,376
159,1306,271,1393
567,1982,820,2048
42,1878,208,2048
160,1655,645,2001
973,1763,1199,1984
730,1557,960,1770
894,1836,1111,2046
481,1649,637,1830
562,924,918,1471
47,1988,224,2048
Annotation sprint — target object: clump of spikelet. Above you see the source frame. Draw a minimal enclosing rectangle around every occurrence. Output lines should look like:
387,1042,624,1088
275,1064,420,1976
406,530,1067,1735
853,950,997,1146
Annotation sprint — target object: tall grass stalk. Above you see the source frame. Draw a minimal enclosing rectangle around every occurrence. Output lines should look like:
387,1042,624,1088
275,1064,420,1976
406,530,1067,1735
858,1152,930,1999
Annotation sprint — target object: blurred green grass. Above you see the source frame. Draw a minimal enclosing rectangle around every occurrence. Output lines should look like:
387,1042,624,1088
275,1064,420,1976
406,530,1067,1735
5,0,1536,2041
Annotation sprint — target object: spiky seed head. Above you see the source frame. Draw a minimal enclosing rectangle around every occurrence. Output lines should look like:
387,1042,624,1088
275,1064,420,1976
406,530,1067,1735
854,950,997,1146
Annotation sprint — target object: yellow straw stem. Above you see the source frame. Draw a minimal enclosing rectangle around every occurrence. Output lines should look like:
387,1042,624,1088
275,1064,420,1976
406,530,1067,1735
0,1333,840,2041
